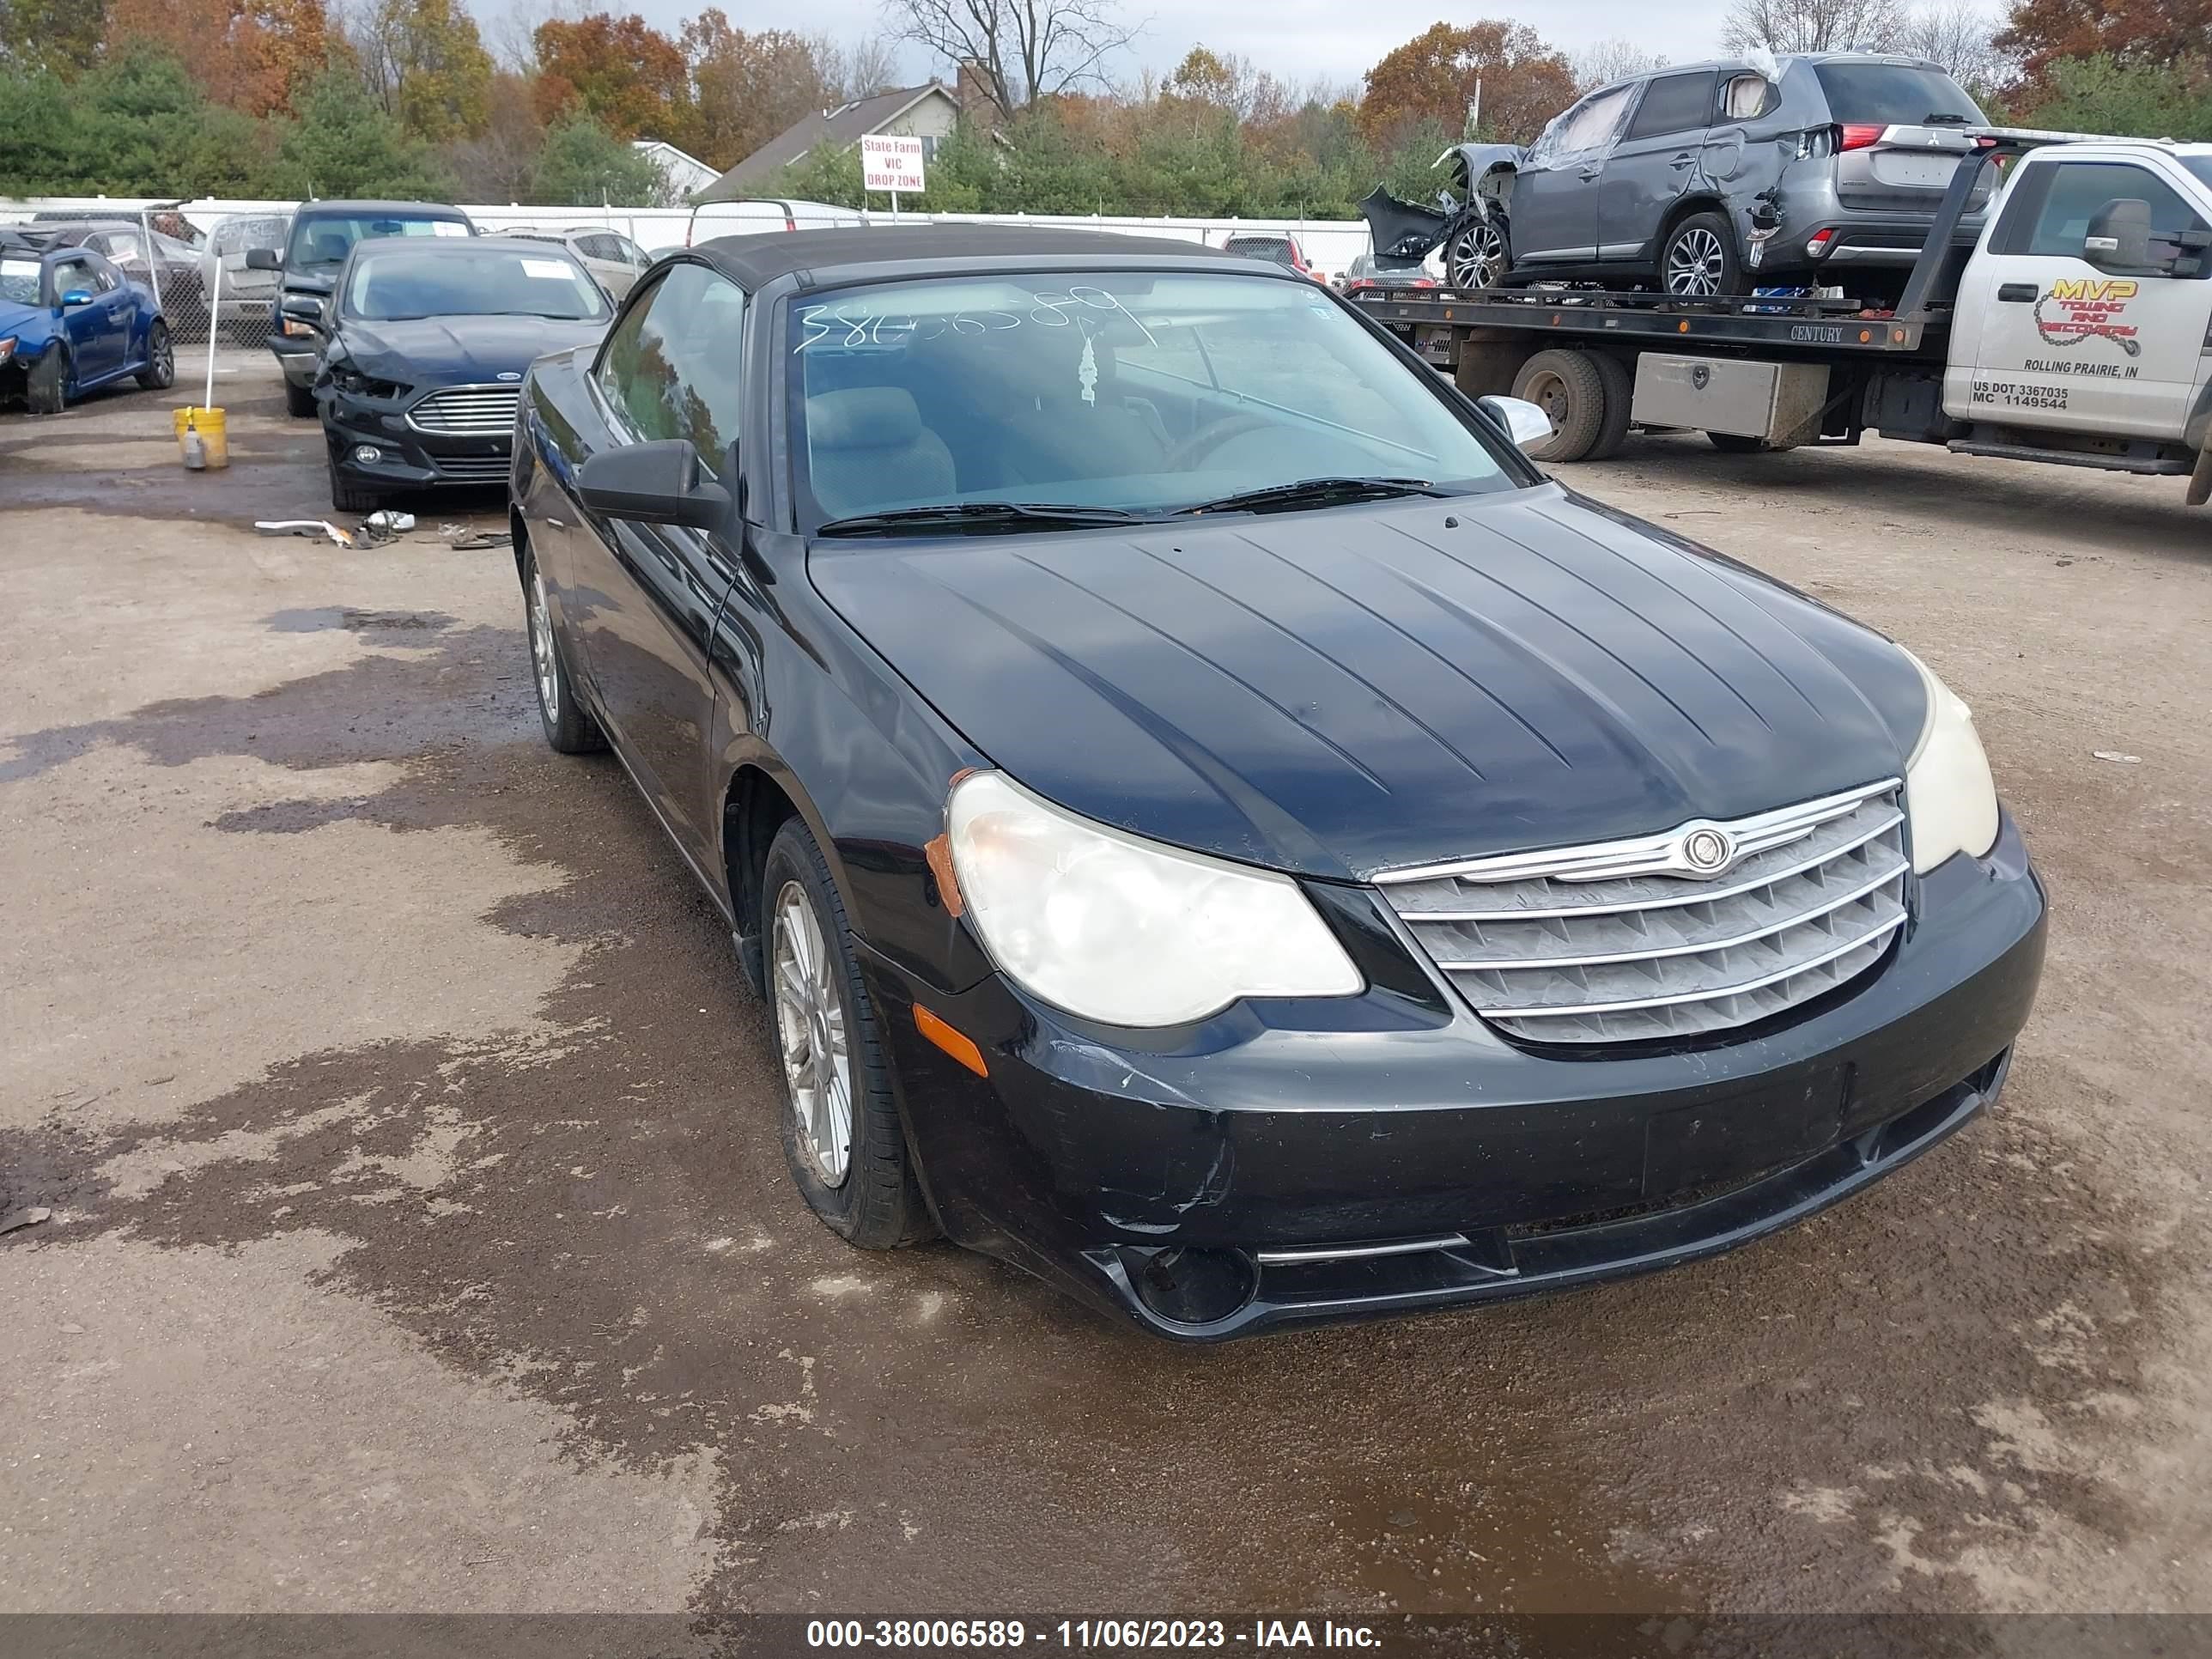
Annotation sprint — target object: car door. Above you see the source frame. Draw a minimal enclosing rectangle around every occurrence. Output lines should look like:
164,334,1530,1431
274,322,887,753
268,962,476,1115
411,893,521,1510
1599,70,1718,268
1949,155,2212,440
573,262,747,870
50,255,123,379
1510,83,1636,270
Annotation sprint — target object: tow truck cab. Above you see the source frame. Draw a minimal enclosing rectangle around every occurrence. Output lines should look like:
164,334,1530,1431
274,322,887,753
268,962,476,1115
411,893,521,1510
1942,142,2212,453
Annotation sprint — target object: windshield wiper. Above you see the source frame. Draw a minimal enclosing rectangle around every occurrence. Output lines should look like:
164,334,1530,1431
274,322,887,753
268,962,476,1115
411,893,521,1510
1924,112,1973,125
1174,476,1449,516
815,501,1156,538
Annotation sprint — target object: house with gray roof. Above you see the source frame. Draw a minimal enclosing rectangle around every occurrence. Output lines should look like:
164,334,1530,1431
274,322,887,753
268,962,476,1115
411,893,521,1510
696,83,963,203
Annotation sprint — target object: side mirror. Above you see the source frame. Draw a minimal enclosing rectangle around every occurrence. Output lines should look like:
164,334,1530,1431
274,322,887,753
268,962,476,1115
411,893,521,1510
246,247,281,271
280,295,325,325
2083,198,2154,270
60,289,95,307
1479,393,1554,451
578,439,732,531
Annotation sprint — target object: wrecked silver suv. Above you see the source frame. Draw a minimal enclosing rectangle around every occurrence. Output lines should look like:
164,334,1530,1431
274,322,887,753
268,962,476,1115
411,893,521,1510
1363,53,1991,302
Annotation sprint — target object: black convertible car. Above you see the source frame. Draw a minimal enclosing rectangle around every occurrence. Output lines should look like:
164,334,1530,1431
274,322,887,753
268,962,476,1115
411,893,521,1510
310,235,610,512
511,228,2045,1340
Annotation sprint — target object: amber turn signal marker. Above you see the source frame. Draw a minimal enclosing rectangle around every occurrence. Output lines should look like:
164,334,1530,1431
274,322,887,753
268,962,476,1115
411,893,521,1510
915,1005,988,1077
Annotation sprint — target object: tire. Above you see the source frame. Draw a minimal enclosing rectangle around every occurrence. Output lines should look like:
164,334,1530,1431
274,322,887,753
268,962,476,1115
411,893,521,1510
1585,350,1634,460
1510,348,1612,463
285,379,316,418
1706,430,1797,454
522,544,606,755
26,345,68,415
1660,210,1744,299
762,815,935,1251
1445,216,1509,290
136,320,174,391
326,450,381,514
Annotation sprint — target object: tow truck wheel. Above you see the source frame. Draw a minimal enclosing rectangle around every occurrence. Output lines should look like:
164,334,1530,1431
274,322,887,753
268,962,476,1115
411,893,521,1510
1510,349,1612,463
1585,351,1634,461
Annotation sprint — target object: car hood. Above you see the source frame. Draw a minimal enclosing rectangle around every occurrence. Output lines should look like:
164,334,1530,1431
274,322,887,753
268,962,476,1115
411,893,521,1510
810,486,1930,880
0,297,52,337
337,315,606,386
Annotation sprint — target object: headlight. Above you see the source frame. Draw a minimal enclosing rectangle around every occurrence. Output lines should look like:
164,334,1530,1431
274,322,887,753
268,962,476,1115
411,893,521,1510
0,337,15,367
1900,647,1999,874
945,769,1363,1026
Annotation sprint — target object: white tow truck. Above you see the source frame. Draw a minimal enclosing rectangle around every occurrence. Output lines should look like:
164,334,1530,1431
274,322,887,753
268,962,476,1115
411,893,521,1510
1350,133,2212,505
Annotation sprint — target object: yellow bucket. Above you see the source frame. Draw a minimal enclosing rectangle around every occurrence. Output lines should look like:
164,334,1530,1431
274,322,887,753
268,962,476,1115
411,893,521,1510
174,405,229,471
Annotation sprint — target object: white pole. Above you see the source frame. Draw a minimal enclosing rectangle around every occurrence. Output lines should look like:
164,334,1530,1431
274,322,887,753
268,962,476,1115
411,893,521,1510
204,256,220,410
141,209,163,313
890,189,899,222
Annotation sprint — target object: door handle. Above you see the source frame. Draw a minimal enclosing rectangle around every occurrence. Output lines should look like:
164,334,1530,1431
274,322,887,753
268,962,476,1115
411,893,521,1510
546,516,567,529
1669,152,1696,168
1577,167,1601,182
1997,283,2037,302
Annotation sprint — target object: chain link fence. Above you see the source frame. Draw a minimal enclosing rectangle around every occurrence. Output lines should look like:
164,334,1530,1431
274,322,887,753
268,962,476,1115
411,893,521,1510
0,201,282,349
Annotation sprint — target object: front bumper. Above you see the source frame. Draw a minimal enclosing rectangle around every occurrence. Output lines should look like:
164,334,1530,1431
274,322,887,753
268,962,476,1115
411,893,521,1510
860,812,2046,1340
325,394,514,493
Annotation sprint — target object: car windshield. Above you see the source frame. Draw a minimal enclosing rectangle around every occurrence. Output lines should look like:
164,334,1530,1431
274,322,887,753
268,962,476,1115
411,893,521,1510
343,247,608,321
1814,61,1984,125
2185,158,2212,192
787,270,1516,531
216,216,286,255
1,258,40,306
289,214,467,269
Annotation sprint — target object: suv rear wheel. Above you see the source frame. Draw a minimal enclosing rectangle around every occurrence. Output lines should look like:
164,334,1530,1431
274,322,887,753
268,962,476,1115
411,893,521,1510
1661,211,1742,298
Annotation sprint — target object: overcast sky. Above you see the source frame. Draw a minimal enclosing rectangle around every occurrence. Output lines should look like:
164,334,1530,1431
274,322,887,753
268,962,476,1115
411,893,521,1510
579,0,1732,94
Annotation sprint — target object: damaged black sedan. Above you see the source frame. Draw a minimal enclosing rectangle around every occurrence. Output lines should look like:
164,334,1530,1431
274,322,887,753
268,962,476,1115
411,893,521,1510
313,235,611,513
511,228,2045,1340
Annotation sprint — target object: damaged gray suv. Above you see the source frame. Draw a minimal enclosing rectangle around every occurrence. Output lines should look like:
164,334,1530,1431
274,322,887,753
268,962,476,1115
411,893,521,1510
1374,53,1991,303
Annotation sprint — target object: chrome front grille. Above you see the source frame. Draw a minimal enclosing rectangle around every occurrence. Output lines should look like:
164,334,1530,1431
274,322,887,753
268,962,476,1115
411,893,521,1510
1376,781,1908,1045
409,385,520,435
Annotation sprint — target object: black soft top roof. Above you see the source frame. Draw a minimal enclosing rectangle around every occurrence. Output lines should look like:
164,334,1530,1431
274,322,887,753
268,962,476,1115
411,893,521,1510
689,225,1237,289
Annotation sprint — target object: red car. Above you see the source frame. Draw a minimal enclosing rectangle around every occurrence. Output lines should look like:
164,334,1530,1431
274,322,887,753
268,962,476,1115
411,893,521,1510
1222,232,1324,281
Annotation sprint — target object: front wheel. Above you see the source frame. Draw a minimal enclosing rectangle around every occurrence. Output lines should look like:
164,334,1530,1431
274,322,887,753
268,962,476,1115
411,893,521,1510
1445,216,1509,290
1661,211,1743,299
136,320,174,391
25,346,67,415
326,449,381,514
763,816,936,1250
523,547,605,754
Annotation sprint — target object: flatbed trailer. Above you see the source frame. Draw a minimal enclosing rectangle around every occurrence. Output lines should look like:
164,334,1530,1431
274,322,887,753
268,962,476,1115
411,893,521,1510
1346,130,2212,494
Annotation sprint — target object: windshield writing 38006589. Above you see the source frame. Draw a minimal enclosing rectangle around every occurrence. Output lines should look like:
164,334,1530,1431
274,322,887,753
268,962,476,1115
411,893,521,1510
796,287,1157,350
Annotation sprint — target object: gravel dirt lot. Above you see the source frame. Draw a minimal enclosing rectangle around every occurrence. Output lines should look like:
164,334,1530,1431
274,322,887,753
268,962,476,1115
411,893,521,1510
1,352,2207,1623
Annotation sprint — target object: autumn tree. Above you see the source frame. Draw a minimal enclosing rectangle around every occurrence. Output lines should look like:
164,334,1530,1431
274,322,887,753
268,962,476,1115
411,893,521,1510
1358,21,1577,148
103,0,329,114
680,10,827,167
1996,0,2212,87
532,12,689,138
353,0,494,140
884,0,1140,119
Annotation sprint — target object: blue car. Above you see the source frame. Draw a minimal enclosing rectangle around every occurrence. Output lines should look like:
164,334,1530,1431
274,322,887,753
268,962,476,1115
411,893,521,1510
0,228,175,414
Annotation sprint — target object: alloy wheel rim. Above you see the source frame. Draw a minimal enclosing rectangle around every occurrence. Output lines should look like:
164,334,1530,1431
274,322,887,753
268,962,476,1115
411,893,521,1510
529,570,558,722
1450,223,1504,289
772,881,853,1188
154,330,173,382
1667,227,1725,296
